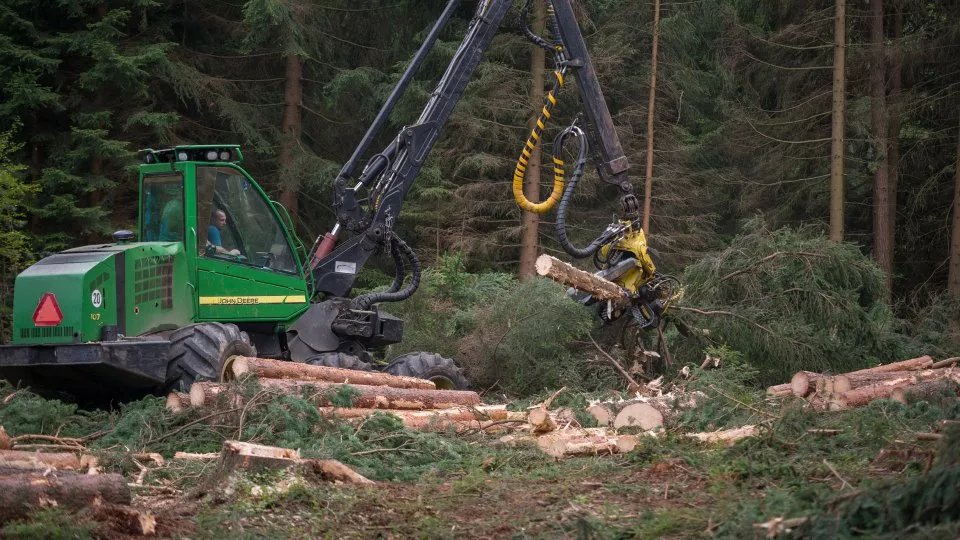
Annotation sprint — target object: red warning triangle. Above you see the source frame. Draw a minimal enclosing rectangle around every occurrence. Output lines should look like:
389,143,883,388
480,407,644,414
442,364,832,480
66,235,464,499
33,293,63,327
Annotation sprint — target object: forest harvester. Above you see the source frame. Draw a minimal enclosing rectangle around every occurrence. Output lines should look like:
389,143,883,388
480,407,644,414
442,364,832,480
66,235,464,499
0,0,679,400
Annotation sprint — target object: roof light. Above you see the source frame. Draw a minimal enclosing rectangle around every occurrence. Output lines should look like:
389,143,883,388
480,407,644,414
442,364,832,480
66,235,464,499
33,293,63,327
219,150,231,161
206,150,218,161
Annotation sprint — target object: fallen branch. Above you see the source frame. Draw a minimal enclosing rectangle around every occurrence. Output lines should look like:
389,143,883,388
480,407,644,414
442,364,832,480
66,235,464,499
687,425,758,445
709,384,778,419
588,333,642,392
537,431,638,458
173,452,219,461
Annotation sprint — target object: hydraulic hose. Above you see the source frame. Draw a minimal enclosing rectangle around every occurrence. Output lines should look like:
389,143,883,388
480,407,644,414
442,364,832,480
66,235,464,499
386,241,406,293
513,0,567,214
554,123,621,259
349,235,421,310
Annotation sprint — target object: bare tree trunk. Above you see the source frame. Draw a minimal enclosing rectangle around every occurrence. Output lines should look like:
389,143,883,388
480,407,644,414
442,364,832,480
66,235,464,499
887,6,902,281
519,0,546,280
278,52,303,224
642,0,661,234
948,113,960,295
870,0,892,300
830,0,847,242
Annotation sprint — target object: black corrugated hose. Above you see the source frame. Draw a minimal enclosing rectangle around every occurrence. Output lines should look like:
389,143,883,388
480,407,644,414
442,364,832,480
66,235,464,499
350,235,421,310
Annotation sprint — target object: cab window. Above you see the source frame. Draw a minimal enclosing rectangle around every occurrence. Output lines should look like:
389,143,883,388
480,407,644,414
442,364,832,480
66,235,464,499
195,166,298,274
141,174,184,243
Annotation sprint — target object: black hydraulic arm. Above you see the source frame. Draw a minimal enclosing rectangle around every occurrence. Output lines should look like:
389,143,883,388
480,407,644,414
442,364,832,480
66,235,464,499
311,0,633,298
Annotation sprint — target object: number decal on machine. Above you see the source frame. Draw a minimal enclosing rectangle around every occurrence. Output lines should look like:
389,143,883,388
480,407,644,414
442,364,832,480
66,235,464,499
91,289,103,308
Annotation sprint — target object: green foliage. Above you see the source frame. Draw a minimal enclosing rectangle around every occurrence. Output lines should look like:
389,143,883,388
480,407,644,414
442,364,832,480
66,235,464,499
388,258,606,397
678,220,909,386
0,124,37,341
1,508,95,540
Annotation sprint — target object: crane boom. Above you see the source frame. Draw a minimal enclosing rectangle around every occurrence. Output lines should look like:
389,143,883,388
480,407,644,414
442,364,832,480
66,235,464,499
310,0,634,300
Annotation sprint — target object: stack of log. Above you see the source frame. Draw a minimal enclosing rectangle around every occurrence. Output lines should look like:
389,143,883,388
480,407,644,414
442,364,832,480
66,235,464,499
166,355,524,432
766,355,960,411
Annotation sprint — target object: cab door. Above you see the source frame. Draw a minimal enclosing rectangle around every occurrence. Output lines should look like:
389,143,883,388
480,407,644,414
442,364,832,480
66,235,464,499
193,165,309,322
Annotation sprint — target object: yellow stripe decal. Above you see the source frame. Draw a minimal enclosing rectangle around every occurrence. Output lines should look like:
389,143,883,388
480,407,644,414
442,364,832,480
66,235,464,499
547,93,557,105
199,295,306,306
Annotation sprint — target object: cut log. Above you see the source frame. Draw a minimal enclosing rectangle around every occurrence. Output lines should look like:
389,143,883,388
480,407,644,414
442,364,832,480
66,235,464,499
535,254,626,301
225,356,435,390
768,371,819,397
0,426,10,451
587,391,704,428
319,405,515,422
537,432,638,458
932,357,960,369
527,408,557,434
189,383,241,408
318,406,522,431
848,355,934,375
836,369,960,408
613,403,663,431
586,405,614,426
0,471,130,521
0,449,84,471
166,392,188,413
301,459,374,484
687,425,758,445
788,371,826,398
191,379,481,410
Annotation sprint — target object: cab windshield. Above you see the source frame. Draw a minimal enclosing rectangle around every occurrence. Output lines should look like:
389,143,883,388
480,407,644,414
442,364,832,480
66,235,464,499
196,166,298,274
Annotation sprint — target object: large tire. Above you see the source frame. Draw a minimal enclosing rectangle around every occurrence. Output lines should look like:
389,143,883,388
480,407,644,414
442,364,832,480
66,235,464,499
304,352,372,372
384,352,470,390
165,323,255,392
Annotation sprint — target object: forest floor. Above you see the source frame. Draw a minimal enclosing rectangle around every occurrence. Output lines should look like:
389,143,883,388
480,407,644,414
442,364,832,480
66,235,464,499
2,370,959,539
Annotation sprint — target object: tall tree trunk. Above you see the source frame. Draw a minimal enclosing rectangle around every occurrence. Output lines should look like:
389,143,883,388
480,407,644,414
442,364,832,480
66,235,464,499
830,0,847,242
870,0,891,300
642,0,661,234
278,52,303,224
948,113,960,295
887,6,902,275
518,0,546,280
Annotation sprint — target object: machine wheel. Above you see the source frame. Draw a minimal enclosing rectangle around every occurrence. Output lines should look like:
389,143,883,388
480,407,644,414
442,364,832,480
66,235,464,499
165,323,255,391
384,352,469,390
304,352,372,372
